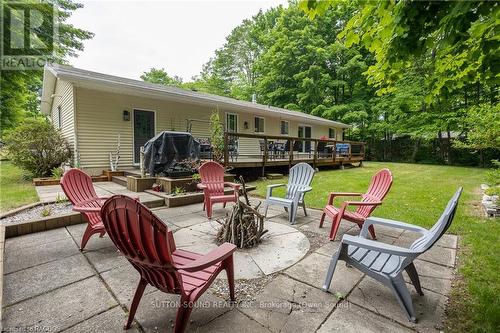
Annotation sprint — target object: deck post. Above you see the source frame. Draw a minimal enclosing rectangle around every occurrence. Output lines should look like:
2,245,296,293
332,141,336,164
313,139,317,169
289,139,294,169
224,132,229,167
262,138,268,177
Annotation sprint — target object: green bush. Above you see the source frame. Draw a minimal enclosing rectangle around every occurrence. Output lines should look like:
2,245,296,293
486,160,500,186
4,117,71,177
485,187,500,196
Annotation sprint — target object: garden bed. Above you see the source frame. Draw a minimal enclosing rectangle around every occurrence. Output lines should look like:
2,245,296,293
33,174,108,186
0,201,83,238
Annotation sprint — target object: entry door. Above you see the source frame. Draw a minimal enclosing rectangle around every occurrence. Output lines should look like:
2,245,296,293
134,110,155,164
298,125,312,153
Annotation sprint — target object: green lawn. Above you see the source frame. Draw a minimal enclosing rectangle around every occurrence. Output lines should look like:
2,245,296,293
251,161,499,332
0,161,38,213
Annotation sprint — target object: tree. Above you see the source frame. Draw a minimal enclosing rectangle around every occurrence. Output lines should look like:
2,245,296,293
140,68,183,87
300,0,499,100
197,7,284,101
0,0,94,136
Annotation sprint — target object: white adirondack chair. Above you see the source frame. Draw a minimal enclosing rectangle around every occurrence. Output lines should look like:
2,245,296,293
264,163,315,224
323,187,462,323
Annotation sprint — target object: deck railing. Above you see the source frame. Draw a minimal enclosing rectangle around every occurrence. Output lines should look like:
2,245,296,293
221,132,365,173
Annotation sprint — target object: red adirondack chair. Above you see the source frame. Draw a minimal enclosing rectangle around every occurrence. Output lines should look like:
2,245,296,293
197,161,240,218
100,195,236,333
60,168,108,250
319,169,393,241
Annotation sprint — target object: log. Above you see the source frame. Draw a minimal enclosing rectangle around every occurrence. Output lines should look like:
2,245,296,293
216,176,268,248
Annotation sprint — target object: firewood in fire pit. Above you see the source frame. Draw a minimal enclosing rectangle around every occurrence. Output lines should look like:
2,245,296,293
215,176,268,248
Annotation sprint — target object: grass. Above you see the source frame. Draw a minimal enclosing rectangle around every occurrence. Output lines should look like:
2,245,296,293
251,161,499,332
0,160,38,213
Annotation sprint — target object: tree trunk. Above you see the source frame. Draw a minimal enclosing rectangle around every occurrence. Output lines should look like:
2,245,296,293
411,138,420,162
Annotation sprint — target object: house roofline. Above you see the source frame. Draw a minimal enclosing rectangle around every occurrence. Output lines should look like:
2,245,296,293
41,64,351,128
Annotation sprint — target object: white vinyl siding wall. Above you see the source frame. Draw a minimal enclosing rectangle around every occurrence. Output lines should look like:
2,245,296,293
50,79,76,163
73,87,346,174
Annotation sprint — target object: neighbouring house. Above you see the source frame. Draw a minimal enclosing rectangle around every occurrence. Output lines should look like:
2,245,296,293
41,64,359,175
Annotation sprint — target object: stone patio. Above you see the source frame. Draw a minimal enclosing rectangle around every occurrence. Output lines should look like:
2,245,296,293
1,200,458,332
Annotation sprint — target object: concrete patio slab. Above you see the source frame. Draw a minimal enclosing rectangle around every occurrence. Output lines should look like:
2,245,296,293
101,264,157,305
4,227,71,251
132,290,232,332
63,306,141,333
174,221,309,278
83,245,128,273
285,252,364,296
2,276,117,332
4,237,79,274
317,301,414,332
3,254,94,306
239,275,336,333
65,223,115,250
195,309,271,333
405,259,454,295
348,276,447,332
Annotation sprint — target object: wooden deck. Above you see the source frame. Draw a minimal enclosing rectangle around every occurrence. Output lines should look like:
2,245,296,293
222,132,365,174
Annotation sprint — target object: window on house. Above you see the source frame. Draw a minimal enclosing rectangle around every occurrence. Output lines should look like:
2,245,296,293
57,106,62,129
329,128,335,139
226,113,238,132
280,120,289,135
254,117,264,133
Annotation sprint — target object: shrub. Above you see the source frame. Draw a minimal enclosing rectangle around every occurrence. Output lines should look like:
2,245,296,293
51,166,63,179
4,117,71,177
486,160,500,186
209,110,224,163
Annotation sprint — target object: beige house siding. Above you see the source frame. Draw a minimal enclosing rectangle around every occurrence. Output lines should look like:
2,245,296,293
50,79,76,163
73,87,346,175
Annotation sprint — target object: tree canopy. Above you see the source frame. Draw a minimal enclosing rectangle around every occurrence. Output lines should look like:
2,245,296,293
0,0,93,136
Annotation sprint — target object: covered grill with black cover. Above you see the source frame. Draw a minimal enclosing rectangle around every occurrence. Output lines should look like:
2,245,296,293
143,131,200,177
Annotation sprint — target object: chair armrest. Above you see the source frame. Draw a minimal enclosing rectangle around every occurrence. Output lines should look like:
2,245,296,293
327,192,362,205
72,197,106,213
224,182,240,189
296,186,312,193
267,183,286,189
342,235,415,257
266,183,286,198
343,201,383,206
363,217,428,233
177,243,237,272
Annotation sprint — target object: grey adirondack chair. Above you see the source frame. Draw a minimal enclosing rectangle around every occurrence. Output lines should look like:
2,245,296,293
323,187,462,323
264,163,315,224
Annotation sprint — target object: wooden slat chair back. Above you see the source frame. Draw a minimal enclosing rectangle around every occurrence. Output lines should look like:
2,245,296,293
198,161,240,218
319,168,393,240
101,195,237,333
264,163,315,224
322,188,462,322
60,168,106,250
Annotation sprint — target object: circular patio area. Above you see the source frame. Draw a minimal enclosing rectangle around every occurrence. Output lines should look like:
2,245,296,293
173,221,310,279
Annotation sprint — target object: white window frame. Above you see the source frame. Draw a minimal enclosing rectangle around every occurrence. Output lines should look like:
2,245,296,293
280,120,289,135
254,116,265,133
225,112,238,133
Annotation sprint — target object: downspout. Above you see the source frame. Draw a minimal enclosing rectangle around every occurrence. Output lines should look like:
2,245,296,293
72,85,80,167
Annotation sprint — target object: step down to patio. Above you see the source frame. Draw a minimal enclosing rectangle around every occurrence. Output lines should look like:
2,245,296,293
112,176,127,187
266,173,284,180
